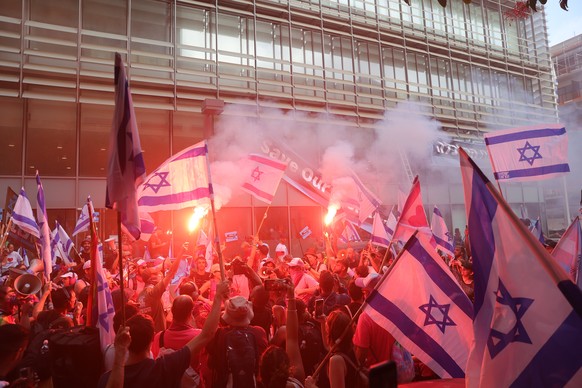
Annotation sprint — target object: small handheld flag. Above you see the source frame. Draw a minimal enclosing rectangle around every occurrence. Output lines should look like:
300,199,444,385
11,188,40,239
241,154,287,204
431,206,454,257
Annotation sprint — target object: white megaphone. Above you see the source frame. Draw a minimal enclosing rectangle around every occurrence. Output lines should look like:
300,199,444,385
14,273,42,296
27,258,44,275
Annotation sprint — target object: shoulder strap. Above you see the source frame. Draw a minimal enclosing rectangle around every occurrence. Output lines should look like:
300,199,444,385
335,352,358,370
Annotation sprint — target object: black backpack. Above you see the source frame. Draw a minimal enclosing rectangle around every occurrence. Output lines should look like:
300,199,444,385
49,326,103,388
212,327,258,388
298,321,324,376
18,327,64,381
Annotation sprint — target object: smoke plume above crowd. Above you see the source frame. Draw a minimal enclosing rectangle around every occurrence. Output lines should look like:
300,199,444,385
207,100,450,209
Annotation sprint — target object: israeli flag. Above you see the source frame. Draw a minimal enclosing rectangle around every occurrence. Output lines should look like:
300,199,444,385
370,212,390,248
484,124,570,182
459,148,582,387
12,188,40,239
365,233,473,378
72,200,91,237
431,206,454,257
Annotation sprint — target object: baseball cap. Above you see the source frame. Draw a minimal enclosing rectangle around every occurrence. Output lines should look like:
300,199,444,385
355,273,380,289
288,257,304,267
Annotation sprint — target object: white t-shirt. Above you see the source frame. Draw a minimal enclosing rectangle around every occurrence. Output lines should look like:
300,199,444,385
3,251,23,269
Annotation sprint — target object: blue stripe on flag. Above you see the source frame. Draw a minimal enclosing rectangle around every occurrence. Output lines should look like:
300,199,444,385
485,127,566,145
371,235,390,246
511,310,582,387
433,207,444,218
433,234,454,253
172,145,208,162
242,182,275,203
467,167,498,315
368,290,465,378
407,236,473,318
12,213,40,234
138,187,211,206
494,164,570,180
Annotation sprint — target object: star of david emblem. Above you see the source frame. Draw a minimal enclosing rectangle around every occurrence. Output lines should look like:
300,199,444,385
251,166,264,182
517,141,542,166
445,231,452,242
419,295,456,334
487,280,533,359
143,172,171,194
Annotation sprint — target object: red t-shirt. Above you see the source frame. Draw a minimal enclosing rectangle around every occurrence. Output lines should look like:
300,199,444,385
353,311,396,367
151,322,201,370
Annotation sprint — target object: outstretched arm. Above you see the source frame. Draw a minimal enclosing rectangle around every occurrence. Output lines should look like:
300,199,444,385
105,326,131,388
286,285,305,383
186,280,230,357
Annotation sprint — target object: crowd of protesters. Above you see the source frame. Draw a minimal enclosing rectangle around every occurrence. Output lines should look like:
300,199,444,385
0,224,481,388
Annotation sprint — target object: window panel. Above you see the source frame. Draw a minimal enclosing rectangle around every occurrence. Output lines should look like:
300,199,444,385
135,107,170,172
131,0,172,71
26,100,77,177
0,97,23,175
80,103,113,177
82,0,127,35
172,111,205,154
30,0,78,27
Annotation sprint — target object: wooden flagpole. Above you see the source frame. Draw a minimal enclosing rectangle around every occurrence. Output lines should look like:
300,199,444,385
204,142,226,281
116,210,126,326
255,204,271,238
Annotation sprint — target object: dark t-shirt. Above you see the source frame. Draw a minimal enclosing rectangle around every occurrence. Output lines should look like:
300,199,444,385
97,345,191,388
192,271,211,291
137,282,167,332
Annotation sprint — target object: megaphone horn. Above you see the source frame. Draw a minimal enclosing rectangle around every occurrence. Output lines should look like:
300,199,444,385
14,274,42,296
27,258,44,275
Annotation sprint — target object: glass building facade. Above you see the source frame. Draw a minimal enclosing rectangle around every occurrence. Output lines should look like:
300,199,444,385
0,0,565,251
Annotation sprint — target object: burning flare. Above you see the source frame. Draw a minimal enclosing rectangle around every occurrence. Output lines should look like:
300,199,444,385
188,206,208,232
324,204,339,226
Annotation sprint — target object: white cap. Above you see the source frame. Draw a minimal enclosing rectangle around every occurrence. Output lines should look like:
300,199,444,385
355,273,380,289
288,257,304,267
275,243,288,256
60,272,77,279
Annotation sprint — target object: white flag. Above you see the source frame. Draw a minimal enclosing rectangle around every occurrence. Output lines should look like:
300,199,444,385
370,212,390,248
365,233,473,378
431,206,454,257
138,141,211,212
241,154,287,204
12,188,40,239
460,148,582,387
484,124,570,182
72,201,90,237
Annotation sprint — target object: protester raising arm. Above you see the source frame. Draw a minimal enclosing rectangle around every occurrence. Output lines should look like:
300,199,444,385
105,326,131,388
286,284,305,384
32,282,52,320
185,280,230,356
156,253,184,293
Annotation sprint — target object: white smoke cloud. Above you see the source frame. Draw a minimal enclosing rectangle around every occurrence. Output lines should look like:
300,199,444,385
207,100,447,208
